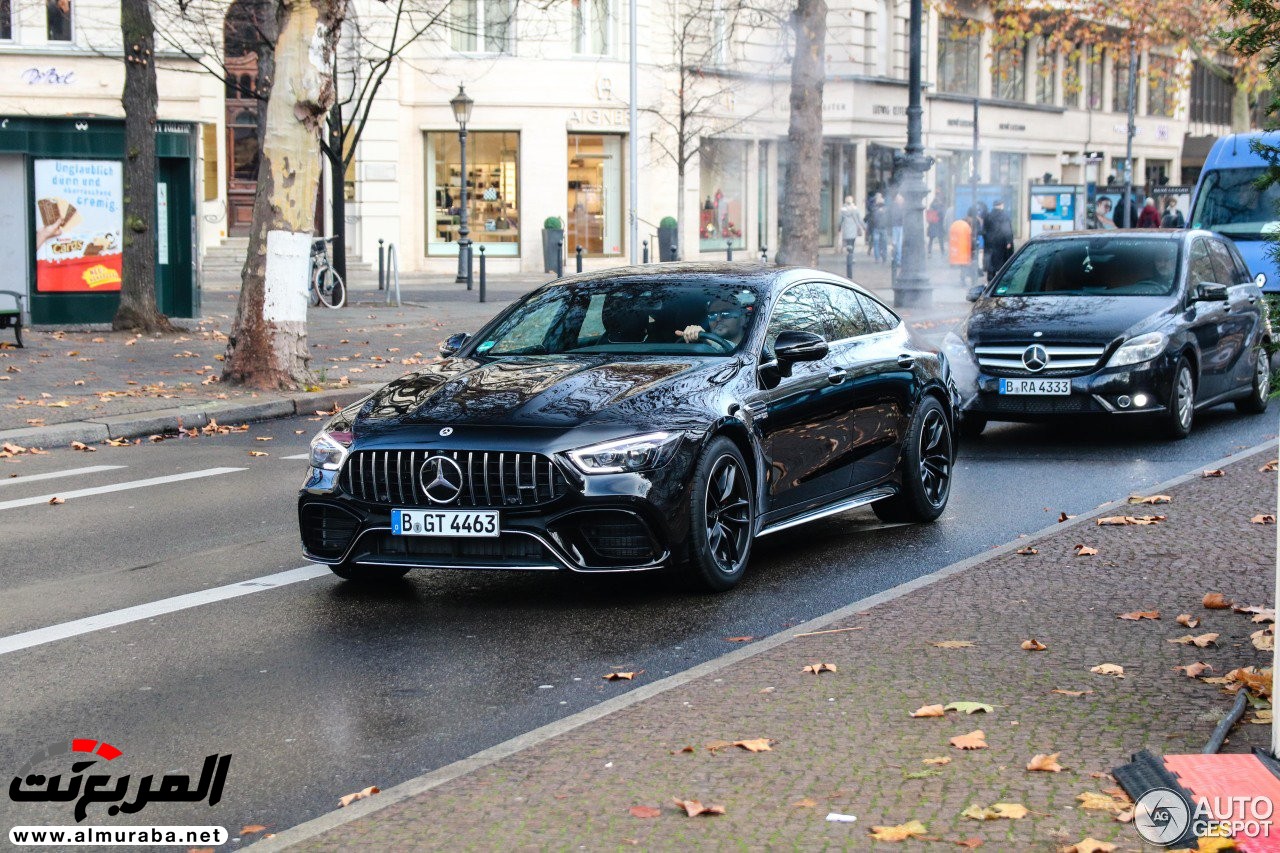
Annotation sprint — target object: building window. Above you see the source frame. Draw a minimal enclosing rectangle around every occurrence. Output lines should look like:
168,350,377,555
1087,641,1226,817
47,0,72,41
1063,45,1083,109
1087,45,1103,111
1147,53,1177,118
451,0,513,53
699,139,747,252
937,16,980,96
567,133,623,256
572,0,610,55
425,130,520,257
1190,60,1234,125
1034,40,1056,105
992,39,1026,101
229,109,261,182
710,0,729,65
1112,49,1135,113
0,0,12,40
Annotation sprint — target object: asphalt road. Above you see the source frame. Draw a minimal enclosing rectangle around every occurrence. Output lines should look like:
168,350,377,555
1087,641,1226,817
0,404,1275,843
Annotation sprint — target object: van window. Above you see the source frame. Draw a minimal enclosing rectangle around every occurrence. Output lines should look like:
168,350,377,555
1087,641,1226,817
1190,168,1280,239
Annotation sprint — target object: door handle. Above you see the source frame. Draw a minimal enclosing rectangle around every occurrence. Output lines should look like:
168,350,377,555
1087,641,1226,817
827,368,848,385
896,354,915,368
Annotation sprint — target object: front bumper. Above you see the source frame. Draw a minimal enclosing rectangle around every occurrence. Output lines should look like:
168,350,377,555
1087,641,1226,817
964,356,1176,421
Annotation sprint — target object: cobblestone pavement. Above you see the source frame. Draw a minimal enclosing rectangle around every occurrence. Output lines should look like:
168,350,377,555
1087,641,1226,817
280,449,1277,852
1,254,968,434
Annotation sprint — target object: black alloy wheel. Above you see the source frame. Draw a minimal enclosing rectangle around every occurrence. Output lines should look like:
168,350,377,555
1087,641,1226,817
1236,344,1271,415
874,396,953,523
685,436,754,592
328,561,410,583
1162,357,1195,440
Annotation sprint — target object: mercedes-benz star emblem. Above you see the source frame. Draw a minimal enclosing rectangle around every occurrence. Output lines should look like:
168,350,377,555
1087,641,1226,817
420,455,464,504
1022,344,1050,373
439,427,454,437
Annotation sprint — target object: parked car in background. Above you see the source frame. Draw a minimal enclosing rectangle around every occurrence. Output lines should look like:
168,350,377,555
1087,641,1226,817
300,264,958,591
945,230,1271,439
1189,131,1280,293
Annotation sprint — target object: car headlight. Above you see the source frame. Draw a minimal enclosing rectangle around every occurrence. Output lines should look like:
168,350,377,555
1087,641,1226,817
566,432,681,474
1105,332,1168,368
309,430,352,470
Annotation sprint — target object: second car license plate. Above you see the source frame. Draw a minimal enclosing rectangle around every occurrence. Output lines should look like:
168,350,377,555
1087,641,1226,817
999,378,1071,395
391,509,500,537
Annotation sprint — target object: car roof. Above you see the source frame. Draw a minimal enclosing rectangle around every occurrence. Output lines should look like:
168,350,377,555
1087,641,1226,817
1204,131,1280,170
545,262,876,297
1024,229,1216,246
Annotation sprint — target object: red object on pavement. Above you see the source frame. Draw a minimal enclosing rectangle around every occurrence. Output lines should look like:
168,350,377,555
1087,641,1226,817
1164,753,1280,853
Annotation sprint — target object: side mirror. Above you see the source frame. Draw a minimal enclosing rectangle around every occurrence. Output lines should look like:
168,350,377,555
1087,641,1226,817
1194,283,1229,302
774,330,829,364
966,285,985,303
440,332,469,357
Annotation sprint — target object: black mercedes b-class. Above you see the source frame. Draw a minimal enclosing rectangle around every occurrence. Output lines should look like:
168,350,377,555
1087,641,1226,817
299,264,958,591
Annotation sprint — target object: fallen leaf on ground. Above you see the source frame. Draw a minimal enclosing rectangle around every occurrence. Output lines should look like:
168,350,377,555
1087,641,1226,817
1015,546,1039,555
1176,614,1201,628
704,740,734,753
1250,709,1273,725
1202,469,1225,478
961,802,1028,820
1074,544,1098,556
1224,666,1272,697
955,839,984,849
1118,610,1160,620
603,671,643,680
945,701,993,715
338,786,379,807
931,641,974,649
791,798,818,808
247,450,269,457
48,497,64,505
1090,664,1125,678
922,756,952,765
1251,628,1274,652
1061,839,1117,853
1261,459,1278,472
1168,633,1219,648
733,738,773,752
1052,688,1094,696
1128,494,1172,505
1098,514,1166,526
629,805,661,818
1251,514,1276,524
802,662,837,674
255,436,273,441
911,704,946,718
1203,593,1232,609
672,798,724,817
69,441,95,452
949,730,988,750
1058,512,1074,522
724,636,754,642
240,825,267,835
1175,662,1214,678
1076,792,1127,813
1027,753,1063,772
1021,638,1047,651
867,820,927,841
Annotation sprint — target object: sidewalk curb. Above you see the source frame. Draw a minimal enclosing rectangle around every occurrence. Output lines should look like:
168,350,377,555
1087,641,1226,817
250,436,1279,851
0,384,382,449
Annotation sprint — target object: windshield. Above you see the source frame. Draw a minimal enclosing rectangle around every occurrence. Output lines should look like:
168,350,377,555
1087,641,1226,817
1191,168,1280,239
469,279,761,358
991,237,1181,297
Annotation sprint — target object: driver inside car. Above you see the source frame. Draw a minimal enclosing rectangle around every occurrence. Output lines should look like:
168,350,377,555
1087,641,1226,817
676,294,752,347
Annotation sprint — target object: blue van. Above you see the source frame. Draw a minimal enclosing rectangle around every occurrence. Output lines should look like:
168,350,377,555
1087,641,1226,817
1189,131,1280,293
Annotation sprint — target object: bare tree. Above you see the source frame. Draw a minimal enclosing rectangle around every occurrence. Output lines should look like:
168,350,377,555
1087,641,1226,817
775,0,825,266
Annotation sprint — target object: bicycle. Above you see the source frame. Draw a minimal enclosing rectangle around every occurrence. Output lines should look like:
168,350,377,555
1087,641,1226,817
310,236,346,309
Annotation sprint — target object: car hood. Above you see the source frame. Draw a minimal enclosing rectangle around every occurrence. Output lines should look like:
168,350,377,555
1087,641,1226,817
352,355,735,433
964,295,1175,345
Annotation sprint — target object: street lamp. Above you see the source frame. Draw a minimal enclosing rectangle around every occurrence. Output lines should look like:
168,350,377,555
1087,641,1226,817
451,84,475,288
892,0,934,308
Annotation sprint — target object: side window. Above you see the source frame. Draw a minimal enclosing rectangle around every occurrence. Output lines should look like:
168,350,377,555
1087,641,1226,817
856,292,898,333
764,284,832,355
820,283,872,341
1188,239,1217,288
1210,240,1251,285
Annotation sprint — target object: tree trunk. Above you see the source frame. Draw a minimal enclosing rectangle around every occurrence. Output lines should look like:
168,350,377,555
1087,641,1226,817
114,0,175,333
776,0,826,267
222,0,344,391
327,106,347,284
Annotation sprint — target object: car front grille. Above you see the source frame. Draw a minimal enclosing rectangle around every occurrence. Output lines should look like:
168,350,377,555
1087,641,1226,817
340,449,571,508
299,502,362,559
974,344,1107,377
356,531,557,567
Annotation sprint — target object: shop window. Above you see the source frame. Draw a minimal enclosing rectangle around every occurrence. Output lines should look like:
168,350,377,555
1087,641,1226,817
451,0,513,54
992,40,1026,102
937,17,980,96
699,139,747,252
47,0,72,41
1,0,12,40
425,131,520,257
572,0,611,55
1147,54,1177,118
566,134,623,256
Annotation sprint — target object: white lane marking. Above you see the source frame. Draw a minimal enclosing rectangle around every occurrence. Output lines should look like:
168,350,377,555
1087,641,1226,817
0,467,246,511
281,453,310,460
0,465,126,487
0,565,331,656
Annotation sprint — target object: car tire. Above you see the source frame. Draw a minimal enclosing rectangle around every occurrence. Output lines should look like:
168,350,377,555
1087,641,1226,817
958,414,987,439
873,396,954,524
1162,357,1196,440
683,436,755,593
328,561,410,583
1235,345,1271,415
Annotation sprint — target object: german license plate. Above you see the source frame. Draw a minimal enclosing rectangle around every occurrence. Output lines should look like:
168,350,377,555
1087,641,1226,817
391,509,500,537
999,378,1071,395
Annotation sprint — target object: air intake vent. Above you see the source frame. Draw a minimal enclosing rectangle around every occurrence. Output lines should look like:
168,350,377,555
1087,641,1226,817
300,502,361,559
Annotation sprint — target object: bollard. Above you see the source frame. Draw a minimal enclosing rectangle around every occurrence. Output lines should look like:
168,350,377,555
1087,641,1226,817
760,246,768,264
642,240,649,264
478,245,486,303
846,244,854,280
576,245,584,273
554,241,564,278
725,239,733,262
669,242,677,262
377,238,385,291
465,244,473,292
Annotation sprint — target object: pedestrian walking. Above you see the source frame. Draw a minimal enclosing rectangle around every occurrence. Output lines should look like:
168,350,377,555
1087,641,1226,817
1113,193,1140,228
890,193,906,266
1160,198,1185,228
1137,196,1161,228
837,196,866,254
982,199,1014,279
868,194,889,263
926,196,945,256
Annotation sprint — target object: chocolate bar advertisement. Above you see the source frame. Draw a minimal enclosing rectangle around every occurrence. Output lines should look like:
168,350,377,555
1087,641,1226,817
33,159,123,293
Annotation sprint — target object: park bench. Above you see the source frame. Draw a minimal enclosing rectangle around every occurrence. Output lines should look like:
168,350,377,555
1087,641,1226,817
0,290,24,347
